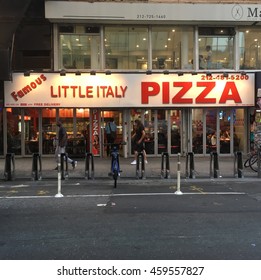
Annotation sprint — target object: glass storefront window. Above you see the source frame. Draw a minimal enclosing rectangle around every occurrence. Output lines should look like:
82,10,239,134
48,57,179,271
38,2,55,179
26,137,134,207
76,109,90,153
219,109,231,154
198,27,234,70
156,110,168,154
152,26,194,70
102,110,122,157
144,110,155,155
25,109,39,155
192,109,203,154
206,109,217,153
7,108,22,155
59,26,100,70
42,108,56,154
170,110,181,154
239,27,261,69
105,26,148,70
233,109,244,152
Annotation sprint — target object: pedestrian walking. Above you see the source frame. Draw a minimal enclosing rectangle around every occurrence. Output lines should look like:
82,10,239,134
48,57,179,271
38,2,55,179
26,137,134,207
54,120,77,170
131,119,148,165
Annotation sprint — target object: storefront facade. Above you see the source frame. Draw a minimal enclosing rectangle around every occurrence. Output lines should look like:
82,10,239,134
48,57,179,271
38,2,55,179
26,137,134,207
2,2,261,158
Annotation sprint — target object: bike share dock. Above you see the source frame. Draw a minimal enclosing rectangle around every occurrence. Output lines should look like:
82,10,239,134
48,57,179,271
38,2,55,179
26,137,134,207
0,153,259,181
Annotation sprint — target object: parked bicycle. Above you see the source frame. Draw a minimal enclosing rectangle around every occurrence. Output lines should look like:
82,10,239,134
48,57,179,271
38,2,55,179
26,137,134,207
104,142,126,188
244,148,261,172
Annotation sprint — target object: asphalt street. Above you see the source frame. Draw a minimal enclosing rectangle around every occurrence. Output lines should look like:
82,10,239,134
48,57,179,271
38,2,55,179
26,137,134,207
1,178,261,260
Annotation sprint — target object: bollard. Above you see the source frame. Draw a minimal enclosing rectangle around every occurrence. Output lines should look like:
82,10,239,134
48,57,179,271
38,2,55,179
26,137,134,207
234,151,244,178
60,153,69,180
31,153,42,181
136,152,146,179
85,152,94,179
185,152,196,179
4,153,15,181
210,152,221,178
55,153,64,198
175,153,183,195
161,152,170,179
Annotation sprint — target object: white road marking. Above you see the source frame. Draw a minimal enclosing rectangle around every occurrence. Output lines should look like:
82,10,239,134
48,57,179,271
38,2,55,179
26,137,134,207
0,191,246,199
0,184,29,188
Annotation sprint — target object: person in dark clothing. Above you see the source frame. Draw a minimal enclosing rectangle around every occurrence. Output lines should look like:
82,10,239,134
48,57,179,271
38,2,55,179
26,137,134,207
131,119,148,165
54,120,77,170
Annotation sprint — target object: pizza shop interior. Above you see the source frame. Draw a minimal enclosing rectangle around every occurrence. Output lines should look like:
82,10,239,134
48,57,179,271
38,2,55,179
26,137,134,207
0,105,249,158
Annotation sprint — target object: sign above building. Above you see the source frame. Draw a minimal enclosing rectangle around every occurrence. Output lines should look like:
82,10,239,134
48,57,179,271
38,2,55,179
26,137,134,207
45,2,261,24
4,73,255,108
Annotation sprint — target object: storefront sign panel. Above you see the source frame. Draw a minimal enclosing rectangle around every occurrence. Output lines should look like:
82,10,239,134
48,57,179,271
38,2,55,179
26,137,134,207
91,109,100,156
45,2,261,23
4,73,254,108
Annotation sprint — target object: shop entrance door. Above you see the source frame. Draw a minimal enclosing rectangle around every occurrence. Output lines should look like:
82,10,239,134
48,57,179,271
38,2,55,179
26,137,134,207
101,110,123,158
128,109,182,156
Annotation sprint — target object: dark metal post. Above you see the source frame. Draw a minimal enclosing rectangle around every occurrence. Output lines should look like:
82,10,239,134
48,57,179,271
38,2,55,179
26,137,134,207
85,152,94,179
185,152,195,179
234,151,244,178
136,152,146,179
31,153,42,181
210,152,220,178
60,153,69,180
4,153,15,181
161,152,170,179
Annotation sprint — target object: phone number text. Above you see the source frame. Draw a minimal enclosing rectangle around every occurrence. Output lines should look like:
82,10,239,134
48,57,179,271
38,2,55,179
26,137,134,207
137,14,166,19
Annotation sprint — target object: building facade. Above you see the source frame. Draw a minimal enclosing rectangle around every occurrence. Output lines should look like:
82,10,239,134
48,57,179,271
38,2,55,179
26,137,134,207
2,0,261,158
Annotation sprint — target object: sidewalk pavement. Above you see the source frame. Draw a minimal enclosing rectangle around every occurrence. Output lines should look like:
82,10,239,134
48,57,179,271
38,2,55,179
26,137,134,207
0,154,259,181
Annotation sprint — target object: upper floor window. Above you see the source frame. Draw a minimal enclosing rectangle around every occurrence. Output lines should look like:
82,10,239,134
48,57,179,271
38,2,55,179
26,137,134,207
151,26,194,70
59,25,101,70
104,26,148,70
239,27,261,69
198,27,235,70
